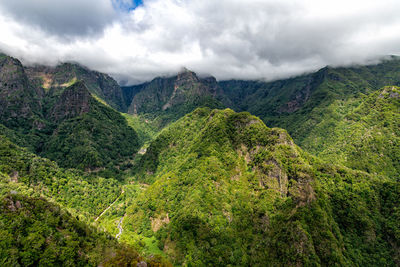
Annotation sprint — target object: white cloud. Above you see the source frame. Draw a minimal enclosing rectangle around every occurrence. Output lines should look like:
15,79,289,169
0,0,400,84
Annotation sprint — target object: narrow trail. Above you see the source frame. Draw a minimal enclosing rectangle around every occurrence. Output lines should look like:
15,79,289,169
95,188,124,222
115,216,124,239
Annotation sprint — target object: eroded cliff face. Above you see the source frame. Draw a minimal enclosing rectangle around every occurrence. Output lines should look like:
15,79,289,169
25,63,126,111
0,54,44,130
126,69,224,117
49,81,91,122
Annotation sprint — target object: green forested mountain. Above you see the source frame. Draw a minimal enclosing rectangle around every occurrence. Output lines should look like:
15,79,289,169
220,57,400,177
0,54,140,171
123,108,399,266
41,81,139,171
301,86,400,178
0,52,399,266
123,57,400,177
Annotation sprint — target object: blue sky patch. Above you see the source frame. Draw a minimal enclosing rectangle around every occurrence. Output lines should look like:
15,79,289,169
113,0,143,12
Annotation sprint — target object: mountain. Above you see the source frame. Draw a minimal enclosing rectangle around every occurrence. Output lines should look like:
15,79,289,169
1,51,399,266
41,81,139,171
0,54,140,171
124,108,399,266
219,56,400,177
25,62,127,111
122,69,227,126
0,53,45,133
123,58,400,178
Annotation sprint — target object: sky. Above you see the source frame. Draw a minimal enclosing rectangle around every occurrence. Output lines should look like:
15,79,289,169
0,0,400,85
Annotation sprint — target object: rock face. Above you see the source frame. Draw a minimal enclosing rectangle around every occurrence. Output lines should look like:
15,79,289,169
0,54,43,129
25,63,127,111
49,81,91,122
125,69,225,117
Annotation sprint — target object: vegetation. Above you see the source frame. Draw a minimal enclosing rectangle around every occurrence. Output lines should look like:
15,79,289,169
0,135,121,220
125,108,399,266
42,84,139,171
302,86,400,178
220,57,400,177
0,190,171,266
123,113,158,147
1,52,399,266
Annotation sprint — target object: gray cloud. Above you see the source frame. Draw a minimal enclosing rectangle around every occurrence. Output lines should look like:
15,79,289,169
0,0,118,38
0,0,400,84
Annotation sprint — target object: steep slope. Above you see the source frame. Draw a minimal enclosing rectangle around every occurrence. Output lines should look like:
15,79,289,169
124,108,399,266
0,176,171,266
0,54,140,171
302,86,400,178
220,56,400,148
124,69,226,126
41,81,139,171
0,134,121,219
0,54,46,148
25,62,126,111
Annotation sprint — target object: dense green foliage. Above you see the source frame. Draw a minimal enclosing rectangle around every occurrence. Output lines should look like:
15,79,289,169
1,52,399,266
125,108,399,266
220,57,400,177
42,84,139,170
302,86,400,177
0,135,121,219
0,137,171,266
0,190,172,266
0,192,115,266
123,113,158,147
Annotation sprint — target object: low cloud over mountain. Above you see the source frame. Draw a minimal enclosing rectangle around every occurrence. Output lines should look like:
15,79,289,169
1,0,400,84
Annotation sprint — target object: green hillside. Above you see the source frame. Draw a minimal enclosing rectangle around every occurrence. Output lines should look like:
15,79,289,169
301,86,400,178
124,108,399,266
41,81,139,171
0,55,140,172
0,134,120,219
1,52,399,266
219,57,400,177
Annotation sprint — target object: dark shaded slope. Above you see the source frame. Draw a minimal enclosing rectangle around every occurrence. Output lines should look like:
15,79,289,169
125,69,226,126
0,54,46,147
41,81,139,170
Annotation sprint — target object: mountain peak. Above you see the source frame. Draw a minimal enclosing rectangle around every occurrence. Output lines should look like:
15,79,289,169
49,81,91,122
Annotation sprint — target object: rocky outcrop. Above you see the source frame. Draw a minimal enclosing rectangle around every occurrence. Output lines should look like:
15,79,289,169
49,81,91,122
25,63,126,111
0,54,43,129
126,69,224,116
